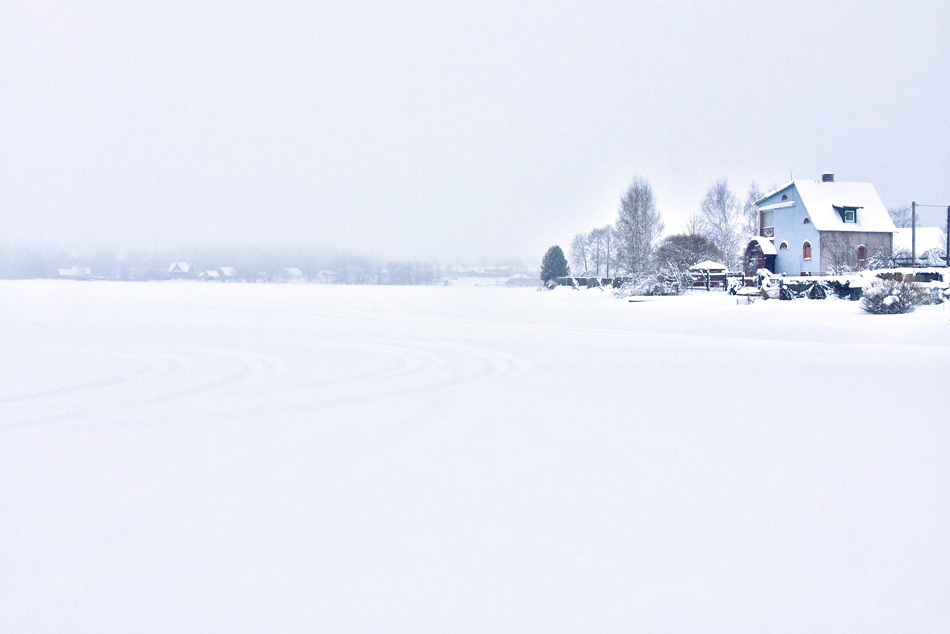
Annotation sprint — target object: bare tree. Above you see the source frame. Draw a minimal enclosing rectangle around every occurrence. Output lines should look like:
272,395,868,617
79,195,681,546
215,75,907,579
742,182,766,238
682,211,706,236
588,226,616,275
615,176,664,275
652,233,724,274
590,228,604,275
569,232,591,275
699,179,741,269
888,206,912,228
599,225,616,277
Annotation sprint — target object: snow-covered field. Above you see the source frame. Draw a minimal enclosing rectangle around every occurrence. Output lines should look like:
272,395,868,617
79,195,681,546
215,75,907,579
2,280,948,633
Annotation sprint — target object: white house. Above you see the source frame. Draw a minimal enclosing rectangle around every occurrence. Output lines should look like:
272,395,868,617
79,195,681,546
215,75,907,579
745,174,895,276
167,262,194,279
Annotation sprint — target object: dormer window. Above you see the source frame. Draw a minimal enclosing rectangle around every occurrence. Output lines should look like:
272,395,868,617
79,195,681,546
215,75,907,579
833,205,861,223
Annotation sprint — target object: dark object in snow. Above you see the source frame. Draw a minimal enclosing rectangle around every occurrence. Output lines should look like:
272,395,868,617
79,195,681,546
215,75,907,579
779,285,795,301
826,279,861,300
806,283,827,300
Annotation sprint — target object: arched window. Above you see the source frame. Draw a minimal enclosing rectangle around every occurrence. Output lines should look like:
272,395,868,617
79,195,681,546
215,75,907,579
782,194,788,201
803,217,811,225
803,241,812,261
779,241,788,251
857,245,867,262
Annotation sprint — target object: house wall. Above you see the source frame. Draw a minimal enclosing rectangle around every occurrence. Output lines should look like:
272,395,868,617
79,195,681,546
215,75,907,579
759,185,821,276
819,231,892,272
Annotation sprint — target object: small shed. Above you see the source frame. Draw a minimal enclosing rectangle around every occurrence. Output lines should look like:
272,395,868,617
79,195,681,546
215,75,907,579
744,237,777,275
688,260,728,289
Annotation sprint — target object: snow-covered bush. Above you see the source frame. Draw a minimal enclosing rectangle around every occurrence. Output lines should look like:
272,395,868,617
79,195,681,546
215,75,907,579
726,276,744,295
615,273,679,297
865,249,894,271
861,278,926,314
754,268,773,288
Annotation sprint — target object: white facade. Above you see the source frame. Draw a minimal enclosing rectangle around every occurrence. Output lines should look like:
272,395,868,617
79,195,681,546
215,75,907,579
754,178,895,275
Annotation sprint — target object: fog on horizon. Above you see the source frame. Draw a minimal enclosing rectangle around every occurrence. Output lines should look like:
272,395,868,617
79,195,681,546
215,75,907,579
2,1,947,263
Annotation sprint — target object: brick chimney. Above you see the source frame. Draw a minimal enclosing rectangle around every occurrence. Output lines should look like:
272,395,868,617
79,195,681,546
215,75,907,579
821,173,835,182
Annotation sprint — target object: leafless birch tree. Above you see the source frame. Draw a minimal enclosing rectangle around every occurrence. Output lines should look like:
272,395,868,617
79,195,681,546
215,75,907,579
615,176,664,274
699,179,741,268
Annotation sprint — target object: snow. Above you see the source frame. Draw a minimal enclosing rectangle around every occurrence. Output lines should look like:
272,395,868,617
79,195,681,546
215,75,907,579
895,227,947,253
747,236,776,255
688,260,727,271
760,180,896,233
792,180,896,232
2,281,949,633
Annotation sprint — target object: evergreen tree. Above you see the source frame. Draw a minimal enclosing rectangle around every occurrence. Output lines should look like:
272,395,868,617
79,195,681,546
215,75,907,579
540,245,570,283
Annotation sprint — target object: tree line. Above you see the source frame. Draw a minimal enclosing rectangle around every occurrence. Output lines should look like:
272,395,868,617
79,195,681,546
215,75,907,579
546,176,766,282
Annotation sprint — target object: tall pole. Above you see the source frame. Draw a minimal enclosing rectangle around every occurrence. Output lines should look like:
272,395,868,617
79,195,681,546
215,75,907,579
911,201,916,264
946,206,949,268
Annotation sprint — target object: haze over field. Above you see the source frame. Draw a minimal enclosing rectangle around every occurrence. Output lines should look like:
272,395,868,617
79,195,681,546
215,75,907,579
2,1,948,261
2,281,949,632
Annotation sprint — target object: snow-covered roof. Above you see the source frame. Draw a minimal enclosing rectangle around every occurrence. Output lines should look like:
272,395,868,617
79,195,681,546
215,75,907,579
793,180,895,232
168,262,191,273
758,180,895,234
690,260,727,271
757,201,796,212
218,267,237,276
756,180,895,233
58,266,92,277
754,181,794,206
894,227,946,253
747,236,776,255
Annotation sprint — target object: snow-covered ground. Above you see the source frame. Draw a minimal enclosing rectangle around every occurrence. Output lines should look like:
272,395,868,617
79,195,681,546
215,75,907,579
2,281,948,633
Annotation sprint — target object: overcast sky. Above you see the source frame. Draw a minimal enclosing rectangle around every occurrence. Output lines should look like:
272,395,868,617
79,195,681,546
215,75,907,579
2,0,948,262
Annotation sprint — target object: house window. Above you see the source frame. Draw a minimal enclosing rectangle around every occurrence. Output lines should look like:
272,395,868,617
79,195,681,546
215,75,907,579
834,205,860,223
803,217,810,225
782,194,788,201
803,241,812,261
857,245,867,262
779,241,788,251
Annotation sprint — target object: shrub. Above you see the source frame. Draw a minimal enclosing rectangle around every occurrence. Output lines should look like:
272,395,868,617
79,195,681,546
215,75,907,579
615,273,679,297
861,278,926,314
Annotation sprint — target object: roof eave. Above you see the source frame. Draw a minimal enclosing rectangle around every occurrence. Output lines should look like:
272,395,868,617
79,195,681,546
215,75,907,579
754,181,795,206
